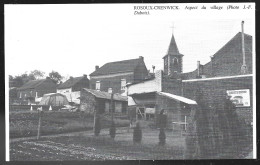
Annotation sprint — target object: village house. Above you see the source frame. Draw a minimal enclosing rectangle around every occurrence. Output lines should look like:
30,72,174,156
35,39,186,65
79,88,128,114
89,56,148,95
57,74,89,104
17,77,57,105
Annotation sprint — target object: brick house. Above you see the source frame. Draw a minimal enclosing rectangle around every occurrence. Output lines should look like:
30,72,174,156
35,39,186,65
179,30,253,125
57,74,89,104
17,77,57,105
180,32,252,79
89,56,148,95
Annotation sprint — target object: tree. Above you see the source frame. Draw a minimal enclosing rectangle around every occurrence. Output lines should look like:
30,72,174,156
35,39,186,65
9,70,44,88
49,70,63,84
94,116,101,136
109,121,116,139
133,122,142,143
159,128,166,146
29,70,45,79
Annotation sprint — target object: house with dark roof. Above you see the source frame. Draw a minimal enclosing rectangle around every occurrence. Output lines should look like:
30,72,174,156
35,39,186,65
89,56,148,94
57,74,89,104
17,77,57,104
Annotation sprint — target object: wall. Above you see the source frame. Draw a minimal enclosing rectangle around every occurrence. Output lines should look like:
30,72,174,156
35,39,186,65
182,75,253,124
79,90,96,113
90,73,134,94
155,93,182,130
133,60,148,82
161,76,182,95
72,77,90,91
127,70,162,95
57,88,72,94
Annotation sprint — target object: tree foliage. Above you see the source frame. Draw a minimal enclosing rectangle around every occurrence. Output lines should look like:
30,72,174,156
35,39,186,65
29,70,45,79
9,70,45,88
185,87,251,159
49,70,63,84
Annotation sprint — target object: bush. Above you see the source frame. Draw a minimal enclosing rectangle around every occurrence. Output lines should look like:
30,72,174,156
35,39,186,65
159,128,166,145
94,116,101,136
109,121,116,139
133,122,142,143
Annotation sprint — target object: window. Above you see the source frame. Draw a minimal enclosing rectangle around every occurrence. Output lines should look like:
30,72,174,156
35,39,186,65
96,81,100,90
19,92,22,98
121,79,126,90
173,57,178,64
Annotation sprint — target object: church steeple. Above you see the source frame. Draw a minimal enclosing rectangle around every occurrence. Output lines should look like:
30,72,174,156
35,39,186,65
167,34,180,55
163,32,184,75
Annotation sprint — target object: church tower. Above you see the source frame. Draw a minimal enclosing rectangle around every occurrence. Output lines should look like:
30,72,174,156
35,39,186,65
163,33,184,75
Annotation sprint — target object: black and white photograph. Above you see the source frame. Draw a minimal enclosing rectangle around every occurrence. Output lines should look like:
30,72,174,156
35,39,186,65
5,3,256,161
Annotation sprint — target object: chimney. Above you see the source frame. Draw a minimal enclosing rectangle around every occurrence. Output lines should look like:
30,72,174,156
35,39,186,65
197,61,201,77
241,20,248,74
70,76,73,80
95,65,99,71
210,56,214,77
139,56,144,60
152,65,155,73
83,74,87,78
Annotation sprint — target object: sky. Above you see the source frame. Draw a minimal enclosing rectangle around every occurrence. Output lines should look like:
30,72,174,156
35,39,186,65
5,3,255,80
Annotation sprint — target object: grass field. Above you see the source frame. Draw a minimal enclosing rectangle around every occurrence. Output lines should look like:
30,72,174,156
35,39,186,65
10,110,130,138
10,127,185,160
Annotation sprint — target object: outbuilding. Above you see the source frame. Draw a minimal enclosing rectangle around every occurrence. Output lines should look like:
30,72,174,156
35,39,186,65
79,88,128,114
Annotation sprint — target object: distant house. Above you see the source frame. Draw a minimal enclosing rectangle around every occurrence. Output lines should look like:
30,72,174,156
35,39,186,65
17,77,57,105
57,74,89,104
89,56,148,95
80,88,128,114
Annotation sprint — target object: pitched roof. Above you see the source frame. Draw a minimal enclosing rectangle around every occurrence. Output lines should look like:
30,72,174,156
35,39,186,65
212,32,252,59
180,32,252,80
57,76,88,89
157,92,197,105
82,88,127,102
163,34,183,59
89,58,142,76
18,79,46,90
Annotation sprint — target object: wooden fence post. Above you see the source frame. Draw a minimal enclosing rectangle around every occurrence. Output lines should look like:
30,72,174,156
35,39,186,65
37,109,42,140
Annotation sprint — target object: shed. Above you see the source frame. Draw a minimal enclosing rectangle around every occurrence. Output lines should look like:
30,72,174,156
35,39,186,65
80,88,128,114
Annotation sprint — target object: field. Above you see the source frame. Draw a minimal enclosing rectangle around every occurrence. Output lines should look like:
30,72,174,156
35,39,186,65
10,110,129,138
10,127,185,160
9,110,253,160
